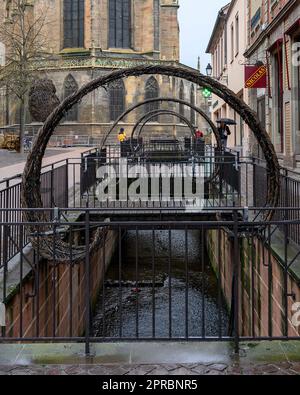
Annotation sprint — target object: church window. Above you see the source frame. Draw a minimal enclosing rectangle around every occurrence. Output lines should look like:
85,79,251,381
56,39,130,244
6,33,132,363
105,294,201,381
63,0,85,48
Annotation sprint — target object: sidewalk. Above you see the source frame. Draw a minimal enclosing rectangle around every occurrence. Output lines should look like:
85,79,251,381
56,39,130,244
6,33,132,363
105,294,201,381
0,147,93,182
0,341,299,375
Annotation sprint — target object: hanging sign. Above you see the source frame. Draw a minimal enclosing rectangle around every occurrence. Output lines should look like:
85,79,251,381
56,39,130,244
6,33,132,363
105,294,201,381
245,65,267,88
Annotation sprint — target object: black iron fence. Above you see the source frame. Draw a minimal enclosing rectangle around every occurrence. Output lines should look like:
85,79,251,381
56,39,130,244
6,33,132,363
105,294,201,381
0,208,299,354
0,149,98,268
4,144,300,271
253,158,300,246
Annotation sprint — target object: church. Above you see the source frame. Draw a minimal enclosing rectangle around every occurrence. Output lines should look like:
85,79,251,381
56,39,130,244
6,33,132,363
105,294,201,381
0,0,208,142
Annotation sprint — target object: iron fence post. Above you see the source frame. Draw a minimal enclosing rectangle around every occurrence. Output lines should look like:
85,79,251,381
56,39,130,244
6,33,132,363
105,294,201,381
284,169,289,239
65,159,69,208
284,222,288,337
233,209,240,353
85,209,91,355
237,151,241,206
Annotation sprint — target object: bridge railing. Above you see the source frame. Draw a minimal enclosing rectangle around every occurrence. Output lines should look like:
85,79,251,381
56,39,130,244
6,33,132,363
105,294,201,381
253,157,300,246
1,145,300,269
0,148,98,268
0,207,299,353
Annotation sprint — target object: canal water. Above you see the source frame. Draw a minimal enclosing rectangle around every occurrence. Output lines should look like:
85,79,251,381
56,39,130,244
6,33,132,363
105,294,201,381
92,229,229,339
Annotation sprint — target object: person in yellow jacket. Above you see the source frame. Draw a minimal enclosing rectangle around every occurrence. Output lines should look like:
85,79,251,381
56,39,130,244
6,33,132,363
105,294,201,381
118,128,127,143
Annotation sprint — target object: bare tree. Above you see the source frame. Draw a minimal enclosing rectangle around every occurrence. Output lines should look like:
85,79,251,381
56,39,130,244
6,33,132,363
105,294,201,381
0,0,50,153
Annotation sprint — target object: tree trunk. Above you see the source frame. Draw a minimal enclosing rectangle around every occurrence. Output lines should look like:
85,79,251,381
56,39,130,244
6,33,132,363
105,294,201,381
19,98,26,154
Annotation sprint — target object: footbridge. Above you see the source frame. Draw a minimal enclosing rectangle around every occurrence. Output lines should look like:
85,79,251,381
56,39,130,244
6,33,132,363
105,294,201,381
0,65,299,355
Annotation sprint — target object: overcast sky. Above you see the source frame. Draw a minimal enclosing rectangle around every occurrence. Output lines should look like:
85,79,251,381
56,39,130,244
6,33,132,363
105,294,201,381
178,0,228,72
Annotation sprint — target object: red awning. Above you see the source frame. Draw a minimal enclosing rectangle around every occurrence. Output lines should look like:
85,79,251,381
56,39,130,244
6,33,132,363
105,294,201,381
267,38,283,52
285,18,300,35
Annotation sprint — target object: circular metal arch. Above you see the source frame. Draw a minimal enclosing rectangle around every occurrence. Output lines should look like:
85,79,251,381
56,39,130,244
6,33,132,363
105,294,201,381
23,64,280,215
131,109,220,184
129,109,196,153
103,96,220,148
22,64,280,262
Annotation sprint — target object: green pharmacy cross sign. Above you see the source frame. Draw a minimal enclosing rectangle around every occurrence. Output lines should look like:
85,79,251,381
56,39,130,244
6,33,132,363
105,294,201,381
202,87,212,98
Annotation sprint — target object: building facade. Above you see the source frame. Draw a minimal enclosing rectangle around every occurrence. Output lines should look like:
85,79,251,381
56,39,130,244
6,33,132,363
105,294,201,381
206,0,249,152
245,0,300,168
0,40,5,128
0,0,209,142
207,0,300,168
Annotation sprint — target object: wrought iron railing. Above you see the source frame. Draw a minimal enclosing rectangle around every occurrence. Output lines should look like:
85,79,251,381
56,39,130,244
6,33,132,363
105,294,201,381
0,208,299,354
253,157,300,246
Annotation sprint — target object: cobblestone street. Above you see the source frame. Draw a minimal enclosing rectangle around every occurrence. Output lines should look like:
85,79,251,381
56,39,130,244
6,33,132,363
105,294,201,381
0,342,299,375
0,361,300,375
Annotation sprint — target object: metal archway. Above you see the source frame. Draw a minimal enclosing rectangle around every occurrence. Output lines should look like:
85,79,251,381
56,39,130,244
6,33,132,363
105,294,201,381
103,96,220,148
22,64,280,262
131,109,220,184
129,109,196,153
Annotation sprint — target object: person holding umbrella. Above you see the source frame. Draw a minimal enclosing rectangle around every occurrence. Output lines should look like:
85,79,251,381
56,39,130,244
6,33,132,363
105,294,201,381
216,118,236,149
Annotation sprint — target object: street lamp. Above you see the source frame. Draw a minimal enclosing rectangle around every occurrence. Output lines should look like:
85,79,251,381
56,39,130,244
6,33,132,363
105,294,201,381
206,63,213,77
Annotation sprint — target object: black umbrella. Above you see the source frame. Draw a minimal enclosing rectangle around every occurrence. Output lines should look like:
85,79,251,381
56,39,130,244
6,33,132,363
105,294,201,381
216,118,237,125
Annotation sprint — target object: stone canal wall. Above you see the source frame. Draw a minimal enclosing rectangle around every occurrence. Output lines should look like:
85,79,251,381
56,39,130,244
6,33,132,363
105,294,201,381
2,229,117,338
207,229,300,338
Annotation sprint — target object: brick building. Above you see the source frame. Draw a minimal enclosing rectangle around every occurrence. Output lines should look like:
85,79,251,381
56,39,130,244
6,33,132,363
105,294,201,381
0,0,209,142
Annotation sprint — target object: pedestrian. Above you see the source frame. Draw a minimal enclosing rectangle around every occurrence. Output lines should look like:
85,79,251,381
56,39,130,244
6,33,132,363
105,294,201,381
195,128,204,139
217,122,231,149
118,128,127,143
194,128,205,156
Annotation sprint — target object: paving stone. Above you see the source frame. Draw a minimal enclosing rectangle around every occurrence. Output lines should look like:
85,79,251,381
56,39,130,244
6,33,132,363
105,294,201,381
146,367,170,375
269,361,292,371
1,362,300,375
262,364,281,374
183,363,199,369
108,367,132,375
10,369,32,375
191,365,209,374
289,365,300,375
88,366,115,375
205,369,225,375
168,367,198,375
226,366,243,375
207,363,228,372
63,366,85,375
125,365,157,375
161,364,182,371
46,367,65,375
0,365,15,373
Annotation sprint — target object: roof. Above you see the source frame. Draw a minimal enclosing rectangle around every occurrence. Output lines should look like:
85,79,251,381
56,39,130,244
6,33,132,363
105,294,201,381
206,2,231,54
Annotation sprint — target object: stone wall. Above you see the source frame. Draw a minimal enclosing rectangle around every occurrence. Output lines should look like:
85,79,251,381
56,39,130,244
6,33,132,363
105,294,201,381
207,229,300,337
3,229,117,339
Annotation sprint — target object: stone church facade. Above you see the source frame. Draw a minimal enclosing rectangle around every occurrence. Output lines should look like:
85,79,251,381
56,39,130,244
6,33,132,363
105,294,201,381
0,0,208,142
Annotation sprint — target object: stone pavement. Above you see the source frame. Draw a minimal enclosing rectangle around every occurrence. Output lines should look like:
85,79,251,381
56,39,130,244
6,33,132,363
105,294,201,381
0,148,67,168
0,147,92,181
0,341,299,375
0,361,300,375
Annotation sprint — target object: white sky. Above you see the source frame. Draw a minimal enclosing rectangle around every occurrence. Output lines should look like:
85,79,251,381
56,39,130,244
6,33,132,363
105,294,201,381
178,0,228,71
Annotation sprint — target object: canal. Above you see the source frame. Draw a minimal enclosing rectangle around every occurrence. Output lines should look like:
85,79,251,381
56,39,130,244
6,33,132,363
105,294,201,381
92,229,229,339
